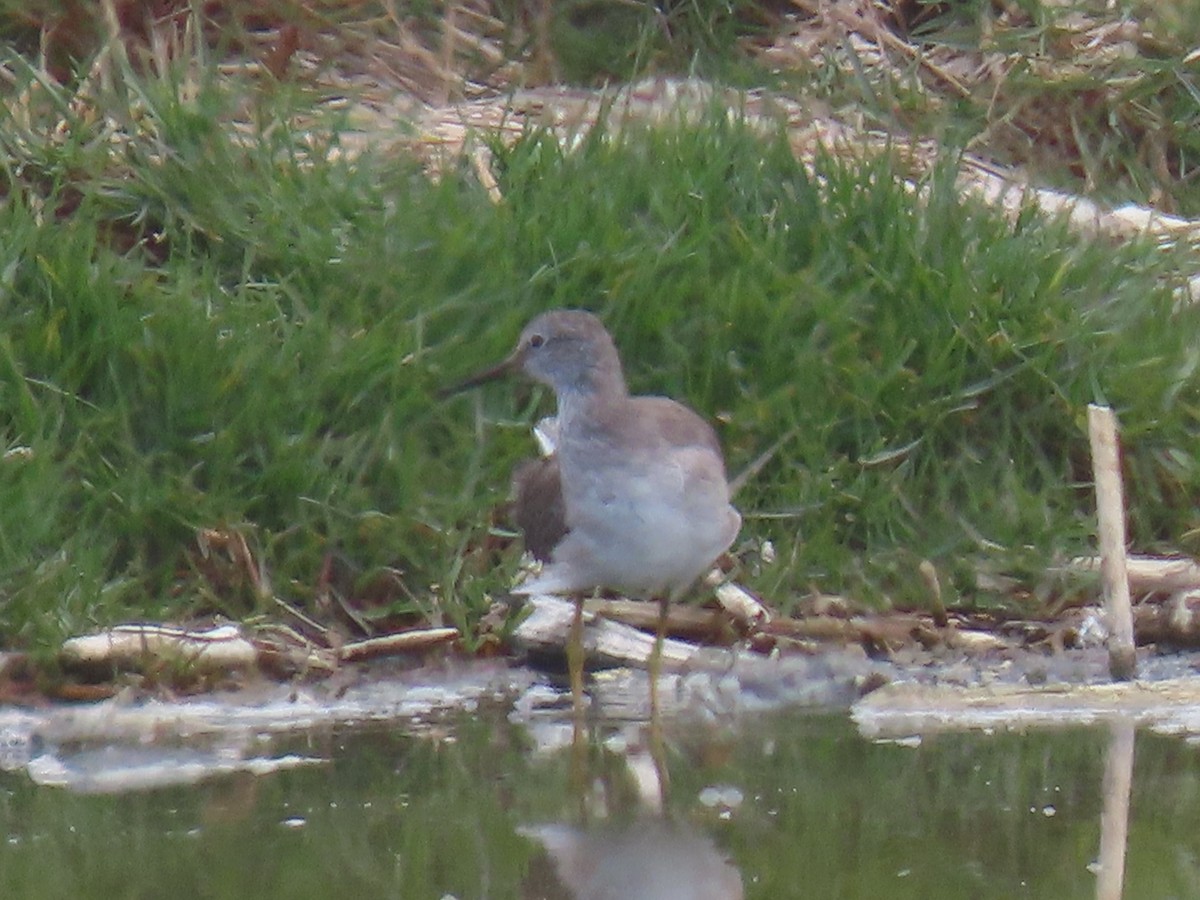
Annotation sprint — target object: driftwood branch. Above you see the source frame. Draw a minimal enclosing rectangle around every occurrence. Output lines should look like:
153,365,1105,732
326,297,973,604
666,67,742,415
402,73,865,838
512,595,700,670
60,624,258,673
585,598,718,637
339,627,460,662
1069,555,1200,594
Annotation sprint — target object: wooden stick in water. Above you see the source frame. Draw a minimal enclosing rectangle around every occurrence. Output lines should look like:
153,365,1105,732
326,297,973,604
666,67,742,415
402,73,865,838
1087,404,1137,681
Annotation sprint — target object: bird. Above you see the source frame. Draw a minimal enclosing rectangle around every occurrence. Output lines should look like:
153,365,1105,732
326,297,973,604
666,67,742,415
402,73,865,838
447,309,741,716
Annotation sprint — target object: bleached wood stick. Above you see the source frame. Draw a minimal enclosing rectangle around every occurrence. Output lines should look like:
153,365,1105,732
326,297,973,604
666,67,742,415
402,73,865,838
1068,555,1200,593
512,594,698,670
339,627,459,662
1087,404,1137,680
60,624,258,672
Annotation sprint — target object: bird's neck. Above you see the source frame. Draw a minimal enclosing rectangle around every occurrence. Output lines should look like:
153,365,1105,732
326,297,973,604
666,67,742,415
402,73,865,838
555,360,627,432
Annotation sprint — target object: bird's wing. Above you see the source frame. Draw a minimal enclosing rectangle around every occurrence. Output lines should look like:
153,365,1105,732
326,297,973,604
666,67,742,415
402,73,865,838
603,396,731,505
510,455,568,563
627,396,724,457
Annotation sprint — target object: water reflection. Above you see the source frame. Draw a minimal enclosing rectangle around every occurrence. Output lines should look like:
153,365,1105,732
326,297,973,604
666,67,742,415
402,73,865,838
522,818,743,900
520,725,743,899
1095,720,1135,900
2,702,1200,898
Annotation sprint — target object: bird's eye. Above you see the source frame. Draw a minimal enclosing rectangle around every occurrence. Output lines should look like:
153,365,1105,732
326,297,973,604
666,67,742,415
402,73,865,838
528,333,545,349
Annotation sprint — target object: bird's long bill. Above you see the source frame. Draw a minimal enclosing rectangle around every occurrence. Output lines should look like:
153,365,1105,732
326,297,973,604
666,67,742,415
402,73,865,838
438,349,522,398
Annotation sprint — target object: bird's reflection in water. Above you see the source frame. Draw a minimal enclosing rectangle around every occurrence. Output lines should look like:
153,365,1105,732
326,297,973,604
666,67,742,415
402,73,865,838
519,726,744,900
520,817,743,900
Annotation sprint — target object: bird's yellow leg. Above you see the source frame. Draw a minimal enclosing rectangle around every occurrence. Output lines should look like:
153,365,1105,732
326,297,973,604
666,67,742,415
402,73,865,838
648,595,671,800
649,595,667,721
568,594,586,720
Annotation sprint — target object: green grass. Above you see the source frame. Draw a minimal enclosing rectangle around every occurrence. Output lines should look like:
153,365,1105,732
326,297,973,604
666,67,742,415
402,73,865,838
0,17,1198,654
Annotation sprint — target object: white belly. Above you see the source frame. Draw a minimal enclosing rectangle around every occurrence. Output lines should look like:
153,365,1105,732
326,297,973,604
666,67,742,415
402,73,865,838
518,444,740,597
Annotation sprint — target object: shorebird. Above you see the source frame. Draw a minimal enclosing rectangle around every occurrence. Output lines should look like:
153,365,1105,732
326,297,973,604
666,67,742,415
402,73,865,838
448,310,741,714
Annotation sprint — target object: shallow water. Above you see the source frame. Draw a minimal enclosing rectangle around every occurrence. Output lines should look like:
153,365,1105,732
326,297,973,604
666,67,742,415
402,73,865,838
3,702,1199,899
